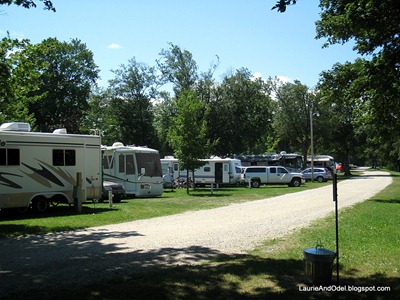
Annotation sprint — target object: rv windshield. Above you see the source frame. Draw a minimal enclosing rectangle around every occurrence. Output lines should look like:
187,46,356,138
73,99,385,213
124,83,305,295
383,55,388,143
136,153,162,177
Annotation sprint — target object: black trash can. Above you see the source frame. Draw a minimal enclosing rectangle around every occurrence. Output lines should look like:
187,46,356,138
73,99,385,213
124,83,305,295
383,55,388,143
303,247,336,284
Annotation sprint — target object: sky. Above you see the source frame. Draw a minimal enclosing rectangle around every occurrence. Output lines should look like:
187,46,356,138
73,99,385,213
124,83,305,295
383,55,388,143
0,0,360,89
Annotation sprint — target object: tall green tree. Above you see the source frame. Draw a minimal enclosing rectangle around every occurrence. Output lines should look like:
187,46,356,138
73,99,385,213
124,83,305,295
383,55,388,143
318,59,371,174
80,87,119,145
0,36,32,124
9,38,98,132
153,91,175,156
207,68,273,156
157,43,198,98
167,89,211,194
275,0,400,169
273,80,317,165
108,57,159,148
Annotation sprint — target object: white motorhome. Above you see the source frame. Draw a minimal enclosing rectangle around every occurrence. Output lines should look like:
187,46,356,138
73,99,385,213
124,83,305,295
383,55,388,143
102,143,164,197
161,156,243,187
0,122,102,212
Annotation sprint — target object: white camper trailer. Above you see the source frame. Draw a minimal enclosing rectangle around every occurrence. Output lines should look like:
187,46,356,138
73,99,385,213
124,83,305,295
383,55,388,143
102,143,164,197
0,122,102,212
307,155,335,171
161,156,243,187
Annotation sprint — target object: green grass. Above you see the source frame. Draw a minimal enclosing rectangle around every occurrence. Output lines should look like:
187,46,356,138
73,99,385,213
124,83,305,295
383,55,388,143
2,171,399,299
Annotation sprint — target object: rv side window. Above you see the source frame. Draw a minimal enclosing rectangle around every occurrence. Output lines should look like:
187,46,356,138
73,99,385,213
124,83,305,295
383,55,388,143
0,149,5,165
119,154,125,173
65,150,75,166
103,156,109,169
204,167,211,172
0,149,20,166
53,150,64,166
53,149,76,166
103,155,113,169
126,154,135,175
173,163,179,171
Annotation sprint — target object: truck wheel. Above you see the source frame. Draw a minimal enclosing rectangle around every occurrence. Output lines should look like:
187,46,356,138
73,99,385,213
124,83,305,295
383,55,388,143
251,179,261,188
32,197,49,213
290,178,301,187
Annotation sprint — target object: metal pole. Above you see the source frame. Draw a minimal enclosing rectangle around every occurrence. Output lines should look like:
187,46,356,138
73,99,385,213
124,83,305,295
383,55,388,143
309,104,314,181
108,190,113,208
333,173,339,283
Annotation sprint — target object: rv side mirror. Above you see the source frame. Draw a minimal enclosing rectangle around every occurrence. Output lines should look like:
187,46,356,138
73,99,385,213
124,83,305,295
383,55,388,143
140,167,146,175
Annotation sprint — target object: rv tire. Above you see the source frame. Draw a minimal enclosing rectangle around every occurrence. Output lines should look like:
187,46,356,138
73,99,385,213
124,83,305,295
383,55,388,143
32,197,49,213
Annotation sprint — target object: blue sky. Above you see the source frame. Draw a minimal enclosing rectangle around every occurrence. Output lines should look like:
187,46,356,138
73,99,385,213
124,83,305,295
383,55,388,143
1,0,360,88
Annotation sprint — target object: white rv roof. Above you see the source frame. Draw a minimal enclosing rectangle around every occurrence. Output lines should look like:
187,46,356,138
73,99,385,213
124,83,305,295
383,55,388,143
102,142,158,153
0,122,31,132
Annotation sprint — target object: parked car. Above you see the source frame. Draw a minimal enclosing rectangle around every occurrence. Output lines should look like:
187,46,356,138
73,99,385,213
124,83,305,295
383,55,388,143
241,166,305,188
102,181,126,203
301,168,332,182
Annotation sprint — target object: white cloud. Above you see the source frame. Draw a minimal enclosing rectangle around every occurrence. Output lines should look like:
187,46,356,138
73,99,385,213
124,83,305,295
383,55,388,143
252,72,263,79
107,43,123,49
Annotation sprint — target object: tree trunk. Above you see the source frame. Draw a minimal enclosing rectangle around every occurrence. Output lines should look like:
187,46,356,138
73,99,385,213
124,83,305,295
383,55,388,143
186,169,190,194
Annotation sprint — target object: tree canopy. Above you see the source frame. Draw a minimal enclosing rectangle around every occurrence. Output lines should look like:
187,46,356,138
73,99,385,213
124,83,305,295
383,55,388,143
0,0,55,11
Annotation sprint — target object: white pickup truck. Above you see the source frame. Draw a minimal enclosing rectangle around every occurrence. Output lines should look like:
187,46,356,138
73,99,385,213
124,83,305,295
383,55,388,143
241,166,305,188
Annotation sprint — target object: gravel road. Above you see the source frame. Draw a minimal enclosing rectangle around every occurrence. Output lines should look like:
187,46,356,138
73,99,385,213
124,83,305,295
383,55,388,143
0,169,392,297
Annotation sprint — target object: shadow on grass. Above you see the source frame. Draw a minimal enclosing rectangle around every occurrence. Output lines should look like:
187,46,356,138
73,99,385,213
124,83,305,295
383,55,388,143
371,199,400,205
0,205,114,237
2,242,398,300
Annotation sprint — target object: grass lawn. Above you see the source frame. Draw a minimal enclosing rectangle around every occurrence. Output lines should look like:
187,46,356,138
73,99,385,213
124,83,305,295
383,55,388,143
1,171,399,299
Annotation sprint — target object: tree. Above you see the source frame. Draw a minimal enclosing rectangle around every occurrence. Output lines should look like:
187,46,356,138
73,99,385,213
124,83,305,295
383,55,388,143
153,91,175,156
316,1,400,140
80,87,119,145
275,0,400,169
108,57,159,148
271,0,297,12
317,60,371,174
273,80,317,166
207,68,274,156
167,89,211,194
0,0,55,11
9,38,98,133
0,36,32,124
157,43,198,98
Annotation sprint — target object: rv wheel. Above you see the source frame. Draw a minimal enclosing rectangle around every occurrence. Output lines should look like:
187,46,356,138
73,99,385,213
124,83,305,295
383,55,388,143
32,197,49,213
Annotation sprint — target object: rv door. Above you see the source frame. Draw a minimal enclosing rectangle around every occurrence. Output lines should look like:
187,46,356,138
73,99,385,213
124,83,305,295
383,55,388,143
223,162,230,183
118,153,136,194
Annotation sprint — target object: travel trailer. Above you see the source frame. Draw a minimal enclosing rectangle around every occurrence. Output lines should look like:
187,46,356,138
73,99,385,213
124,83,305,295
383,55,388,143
307,155,335,172
102,143,164,197
0,122,102,213
161,156,243,187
